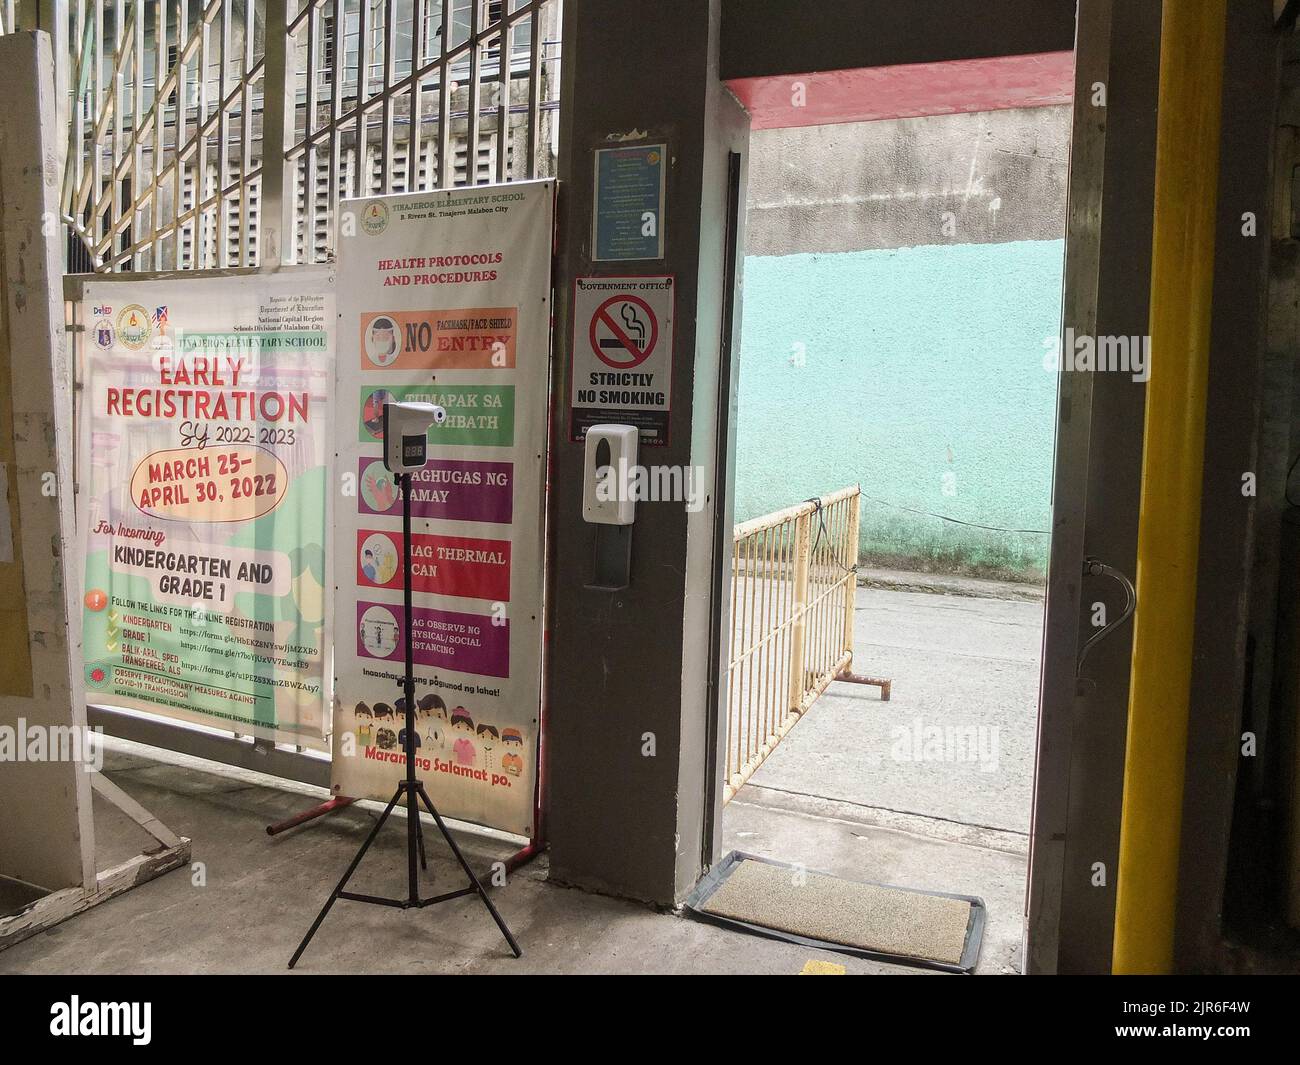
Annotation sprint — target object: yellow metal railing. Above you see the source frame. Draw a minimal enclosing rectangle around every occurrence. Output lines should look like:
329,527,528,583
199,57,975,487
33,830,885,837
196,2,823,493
724,485,889,803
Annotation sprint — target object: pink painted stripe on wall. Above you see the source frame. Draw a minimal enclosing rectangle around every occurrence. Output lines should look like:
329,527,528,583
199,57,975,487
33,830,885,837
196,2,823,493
727,51,1075,130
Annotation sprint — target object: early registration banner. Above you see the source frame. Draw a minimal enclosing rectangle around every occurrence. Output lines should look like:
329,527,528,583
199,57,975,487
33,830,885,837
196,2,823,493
332,181,554,837
80,274,334,748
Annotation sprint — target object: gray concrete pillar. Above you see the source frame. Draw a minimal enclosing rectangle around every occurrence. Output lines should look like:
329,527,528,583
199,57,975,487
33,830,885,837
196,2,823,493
544,0,749,904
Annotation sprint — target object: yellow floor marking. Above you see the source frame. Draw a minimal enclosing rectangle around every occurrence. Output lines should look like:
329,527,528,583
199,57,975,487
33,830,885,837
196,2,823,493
799,959,846,975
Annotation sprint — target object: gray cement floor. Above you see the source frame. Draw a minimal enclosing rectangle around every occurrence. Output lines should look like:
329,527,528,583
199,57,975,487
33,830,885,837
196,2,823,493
723,575,1043,974
0,738,1022,975
0,580,1040,976
742,582,1044,833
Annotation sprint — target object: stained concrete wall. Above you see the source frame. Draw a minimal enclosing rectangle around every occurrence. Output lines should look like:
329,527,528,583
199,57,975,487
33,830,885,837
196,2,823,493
746,106,1071,255
735,106,1070,578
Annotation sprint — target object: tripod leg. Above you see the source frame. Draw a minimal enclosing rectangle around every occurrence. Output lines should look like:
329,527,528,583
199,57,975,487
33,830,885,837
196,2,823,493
417,784,522,958
416,815,428,871
406,782,420,905
288,787,402,969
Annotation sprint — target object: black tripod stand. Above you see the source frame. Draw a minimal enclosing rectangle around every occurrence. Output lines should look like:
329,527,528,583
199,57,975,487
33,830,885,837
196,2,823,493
288,471,521,969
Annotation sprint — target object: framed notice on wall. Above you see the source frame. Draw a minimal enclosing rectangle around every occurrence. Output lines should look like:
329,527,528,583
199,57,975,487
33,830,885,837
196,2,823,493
332,181,555,838
79,273,335,748
592,143,667,261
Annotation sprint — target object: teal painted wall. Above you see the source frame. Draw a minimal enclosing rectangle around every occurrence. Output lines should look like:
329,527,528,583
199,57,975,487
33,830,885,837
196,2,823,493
734,239,1065,579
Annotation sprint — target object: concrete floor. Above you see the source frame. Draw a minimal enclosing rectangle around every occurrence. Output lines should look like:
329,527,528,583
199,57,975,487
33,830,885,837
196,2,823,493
0,739,1023,975
743,580,1044,833
0,579,1039,976
723,574,1043,974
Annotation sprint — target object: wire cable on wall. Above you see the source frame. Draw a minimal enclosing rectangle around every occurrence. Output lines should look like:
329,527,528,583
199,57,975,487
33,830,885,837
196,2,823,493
860,494,1051,536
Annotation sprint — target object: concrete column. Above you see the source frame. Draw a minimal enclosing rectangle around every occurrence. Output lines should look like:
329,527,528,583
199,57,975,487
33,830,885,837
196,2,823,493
1063,3,1168,973
0,31,95,892
544,0,749,904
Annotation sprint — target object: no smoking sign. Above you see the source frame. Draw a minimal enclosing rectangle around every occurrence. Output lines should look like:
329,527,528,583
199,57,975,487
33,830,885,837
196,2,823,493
589,294,659,369
571,276,674,446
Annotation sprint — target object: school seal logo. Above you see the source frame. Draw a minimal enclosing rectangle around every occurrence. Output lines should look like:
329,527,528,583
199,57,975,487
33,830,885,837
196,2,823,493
361,201,390,236
116,304,152,350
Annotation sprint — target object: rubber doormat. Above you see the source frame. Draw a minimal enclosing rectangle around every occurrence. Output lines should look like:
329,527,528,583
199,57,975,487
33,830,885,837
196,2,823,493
684,852,985,973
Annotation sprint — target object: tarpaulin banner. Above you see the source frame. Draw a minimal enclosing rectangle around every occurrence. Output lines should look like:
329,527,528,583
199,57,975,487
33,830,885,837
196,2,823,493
331,181,554,837
79,273,334,748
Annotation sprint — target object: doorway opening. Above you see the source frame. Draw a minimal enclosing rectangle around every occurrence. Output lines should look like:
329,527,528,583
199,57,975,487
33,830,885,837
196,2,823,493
717,80,1072,973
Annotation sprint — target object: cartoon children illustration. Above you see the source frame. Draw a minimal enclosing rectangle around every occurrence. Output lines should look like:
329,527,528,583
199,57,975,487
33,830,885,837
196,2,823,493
354,702,375,748
501,727,525,777
418,693,449,751
397,724,422,754
450,707,476,767
477,724,500,773
362,548,378,583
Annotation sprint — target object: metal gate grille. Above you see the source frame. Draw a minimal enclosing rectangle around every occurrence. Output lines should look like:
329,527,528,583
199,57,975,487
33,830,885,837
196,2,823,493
18,0,560,272
59,1,271,272
286,0,555,265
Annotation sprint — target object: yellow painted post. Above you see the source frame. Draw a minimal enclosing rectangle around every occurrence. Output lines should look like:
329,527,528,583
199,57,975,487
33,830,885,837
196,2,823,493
1112,0,1227,974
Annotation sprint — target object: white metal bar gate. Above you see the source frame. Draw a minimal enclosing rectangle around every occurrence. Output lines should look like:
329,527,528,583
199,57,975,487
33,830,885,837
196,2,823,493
725,486,890,803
